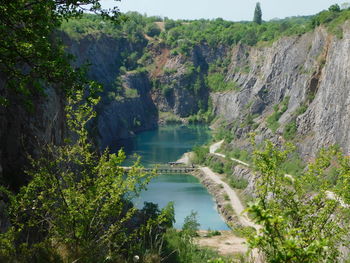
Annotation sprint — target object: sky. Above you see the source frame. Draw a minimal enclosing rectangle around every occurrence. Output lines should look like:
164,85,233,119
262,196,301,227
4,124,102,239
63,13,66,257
100,0,348,21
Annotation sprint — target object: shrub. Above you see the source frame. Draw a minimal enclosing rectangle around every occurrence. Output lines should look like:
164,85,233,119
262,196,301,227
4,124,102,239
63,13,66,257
210,160,224,174
0,90,173,262
145,23,161,37
267,97,290,133
125,88,139,98
228,176,249,189
283,119,297,140
192,146,209,164
161,85,172,98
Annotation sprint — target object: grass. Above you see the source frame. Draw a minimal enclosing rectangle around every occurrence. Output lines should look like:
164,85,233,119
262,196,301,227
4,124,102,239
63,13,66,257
224,203,235,214
226,148,252,164
223,194,230,201
231,225,256,239
205,230,222,237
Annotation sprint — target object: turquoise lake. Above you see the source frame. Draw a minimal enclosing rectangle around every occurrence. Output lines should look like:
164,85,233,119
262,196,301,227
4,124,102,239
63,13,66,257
118,124,229,230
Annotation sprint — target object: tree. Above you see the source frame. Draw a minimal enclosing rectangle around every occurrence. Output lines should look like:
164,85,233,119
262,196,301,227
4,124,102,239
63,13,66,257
247,140,350,262
253,2,262,25
329,4,341,12
145,23,161,37
0,1,121,107
0,88,175,262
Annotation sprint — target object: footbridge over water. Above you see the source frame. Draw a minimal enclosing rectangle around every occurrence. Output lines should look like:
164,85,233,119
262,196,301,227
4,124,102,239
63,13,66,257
122,163,197,174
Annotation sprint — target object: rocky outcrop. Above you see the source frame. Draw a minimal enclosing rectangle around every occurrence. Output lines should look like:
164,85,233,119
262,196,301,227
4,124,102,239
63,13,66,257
151,46,216,117
233,165,255,196
3,21,350,188
0,84,66,189
97,71,158,150
211,23,350,159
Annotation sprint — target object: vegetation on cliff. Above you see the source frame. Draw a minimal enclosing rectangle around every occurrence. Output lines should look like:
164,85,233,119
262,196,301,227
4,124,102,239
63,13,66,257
248,139,350,262
3,1,350,262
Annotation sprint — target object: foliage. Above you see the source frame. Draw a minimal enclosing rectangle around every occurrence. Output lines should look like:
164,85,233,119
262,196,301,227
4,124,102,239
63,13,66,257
0,1,120,107
159,111,183,124
0,89,175,262
213,123,234,142
232,225,256,239
283,103,308,141
163,228,227,263
208,159,224,174
283,119,297,140
145,23,161,37
280,151,305,176
329,4,341,12
311,6,350,38
182,211,200,238
253,2,263,25
247,140,349,262
192,145,209,164
205,230,221,237
266,96,290,133
161,212,233,263
228,176,249,190
207,73,238,92
124,87,139,98
227,148,252,163
223,159,234,175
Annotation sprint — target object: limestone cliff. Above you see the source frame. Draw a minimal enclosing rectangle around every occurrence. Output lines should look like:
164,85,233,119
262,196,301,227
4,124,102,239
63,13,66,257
211,23,350,159
3,20,350,188
97,71,158,150
0,83,66,189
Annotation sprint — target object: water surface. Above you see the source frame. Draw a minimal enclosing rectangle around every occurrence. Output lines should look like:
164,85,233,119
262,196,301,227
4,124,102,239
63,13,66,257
119,124,229,230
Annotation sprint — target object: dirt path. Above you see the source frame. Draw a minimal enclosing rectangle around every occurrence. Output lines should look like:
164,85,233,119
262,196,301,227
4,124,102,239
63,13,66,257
209,140,224,154
199,166,258,229
195,231,248,255
209,140,250,167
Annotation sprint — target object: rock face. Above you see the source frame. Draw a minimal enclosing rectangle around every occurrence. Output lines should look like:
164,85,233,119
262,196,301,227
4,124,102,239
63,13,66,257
211,23,350,159
97,71,158,150
0,83,66,189
3,22,350,187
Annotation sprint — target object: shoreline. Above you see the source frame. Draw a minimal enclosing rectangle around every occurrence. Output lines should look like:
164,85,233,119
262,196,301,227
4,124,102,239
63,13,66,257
191,169,241,228
177,152,254,229
176,151,237,226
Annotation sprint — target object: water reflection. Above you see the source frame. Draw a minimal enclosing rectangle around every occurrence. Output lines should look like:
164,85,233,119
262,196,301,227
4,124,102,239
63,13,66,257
118,124,229,230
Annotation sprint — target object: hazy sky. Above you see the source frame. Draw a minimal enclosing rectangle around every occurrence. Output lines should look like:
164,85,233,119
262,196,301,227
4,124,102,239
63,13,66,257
100,0,347,21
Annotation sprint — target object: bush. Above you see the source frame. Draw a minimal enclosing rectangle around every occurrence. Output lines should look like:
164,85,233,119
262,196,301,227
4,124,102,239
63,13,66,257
228,176,249,189
207,73,238,92
213,123,234,142
267,97,290,133
0,90,174,262
280,151,305,176
145,23,161,37
205,230,222,237
192,146,209,164
208,158,224,174
283,119,297,140
228,148,251,163
161,85,172,98
124,88,139,98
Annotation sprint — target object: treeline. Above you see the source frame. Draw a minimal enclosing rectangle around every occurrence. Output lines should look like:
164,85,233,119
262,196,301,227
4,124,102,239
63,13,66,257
61,4,350,50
